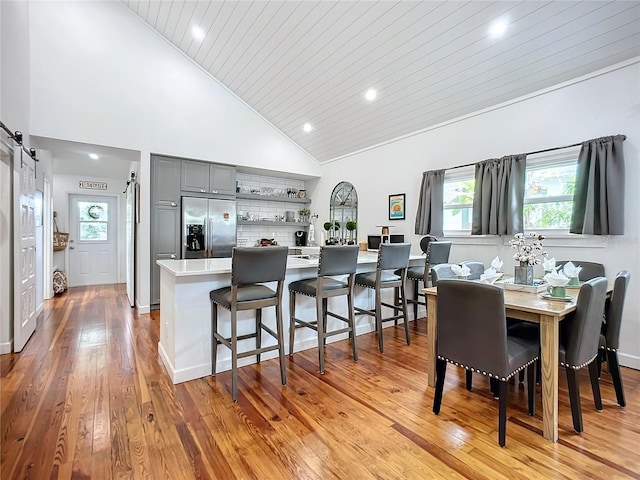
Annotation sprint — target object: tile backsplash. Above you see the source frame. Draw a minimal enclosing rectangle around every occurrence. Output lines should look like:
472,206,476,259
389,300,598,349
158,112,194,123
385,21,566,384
236,173,311,248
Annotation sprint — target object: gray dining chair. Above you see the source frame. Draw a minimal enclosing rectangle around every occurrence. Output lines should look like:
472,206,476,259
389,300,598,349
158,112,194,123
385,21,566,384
461,261,485,280
560,277,608,432
210,246,289,402
556,261,605,281
598,271,630,407
432,280,539,447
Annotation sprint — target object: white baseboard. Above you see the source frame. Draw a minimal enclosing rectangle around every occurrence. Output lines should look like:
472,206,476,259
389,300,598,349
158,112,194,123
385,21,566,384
136,302,150,314
0,339,13,355
619,352,640,370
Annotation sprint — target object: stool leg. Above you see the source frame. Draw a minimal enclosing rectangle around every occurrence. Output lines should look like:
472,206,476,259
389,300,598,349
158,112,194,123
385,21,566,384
413,279,419,321
348,287,358,361
275,301,287,386
211,302,218,375
322,298,328,347
375,287,384,353
231,308,239,402
317,295,325,374
401,282,410,345
256,308,262,364
289,291,296,356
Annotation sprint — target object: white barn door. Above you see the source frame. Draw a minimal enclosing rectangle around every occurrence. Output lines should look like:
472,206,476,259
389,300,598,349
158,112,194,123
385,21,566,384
13,148,37,352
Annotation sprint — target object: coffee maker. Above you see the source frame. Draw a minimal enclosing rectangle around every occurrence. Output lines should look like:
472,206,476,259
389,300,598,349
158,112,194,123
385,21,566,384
295,230,307,246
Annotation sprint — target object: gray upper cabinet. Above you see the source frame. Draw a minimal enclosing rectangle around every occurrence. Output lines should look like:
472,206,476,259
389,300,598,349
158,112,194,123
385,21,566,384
153,156,181,205
181,160,236,195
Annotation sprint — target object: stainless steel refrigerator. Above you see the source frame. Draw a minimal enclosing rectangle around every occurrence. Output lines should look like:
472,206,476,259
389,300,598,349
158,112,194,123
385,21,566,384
182,196,236,259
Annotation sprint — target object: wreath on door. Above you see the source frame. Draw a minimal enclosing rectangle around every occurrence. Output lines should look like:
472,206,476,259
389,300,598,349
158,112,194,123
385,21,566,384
87,205,104,219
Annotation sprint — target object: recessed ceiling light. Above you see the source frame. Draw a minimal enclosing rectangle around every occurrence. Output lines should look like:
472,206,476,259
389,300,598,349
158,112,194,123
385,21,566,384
88,153,99,160
191,25,206,41
365,88,377,101
489,20,508,38
303,123,313,133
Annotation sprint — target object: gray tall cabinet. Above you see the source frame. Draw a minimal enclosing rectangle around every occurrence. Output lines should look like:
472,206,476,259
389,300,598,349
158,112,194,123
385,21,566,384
150,155,236,308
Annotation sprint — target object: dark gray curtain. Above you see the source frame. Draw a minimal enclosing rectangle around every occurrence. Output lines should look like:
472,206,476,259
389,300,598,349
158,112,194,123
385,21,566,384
471,154,525,235
415,169,445,237
570,135,625,235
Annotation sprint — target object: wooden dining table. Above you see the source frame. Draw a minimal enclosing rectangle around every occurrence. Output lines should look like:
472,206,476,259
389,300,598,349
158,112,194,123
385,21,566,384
423,280,613,443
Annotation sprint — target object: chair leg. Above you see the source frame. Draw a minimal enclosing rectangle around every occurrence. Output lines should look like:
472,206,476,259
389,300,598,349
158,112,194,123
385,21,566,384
255,308,262,364
316,295,325,374
565,367,583,433
375,288,384,353
527,364,536,416
490,377,499,398
596,350,603,378
518,369,525,384
289,291,296,356
275,303,287,386
588,360,603,411
211,302,218,375
231,309,238,402
401,283,410,346
433,359,447,414
322,298,329,347
465,370,473,391
393,286,399,325
348,289,358,362
607,350,626,407
498,381,508,447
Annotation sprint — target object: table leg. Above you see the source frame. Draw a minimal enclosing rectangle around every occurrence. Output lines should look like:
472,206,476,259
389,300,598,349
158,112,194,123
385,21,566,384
427,294,437,387
539,315,559,442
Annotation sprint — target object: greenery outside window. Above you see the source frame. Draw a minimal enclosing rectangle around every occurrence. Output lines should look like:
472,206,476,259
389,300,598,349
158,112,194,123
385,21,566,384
443,168,474,233
523,150,578,231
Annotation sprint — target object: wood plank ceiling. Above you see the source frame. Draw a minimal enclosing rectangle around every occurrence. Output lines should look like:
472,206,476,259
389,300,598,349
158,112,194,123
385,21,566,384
122,1,640,162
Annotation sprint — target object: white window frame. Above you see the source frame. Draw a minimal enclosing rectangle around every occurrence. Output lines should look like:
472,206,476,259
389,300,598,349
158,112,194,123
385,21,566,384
442,166,475,237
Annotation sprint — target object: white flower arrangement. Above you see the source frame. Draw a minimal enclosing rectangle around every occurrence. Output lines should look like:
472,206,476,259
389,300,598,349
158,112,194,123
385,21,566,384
509,232,548,266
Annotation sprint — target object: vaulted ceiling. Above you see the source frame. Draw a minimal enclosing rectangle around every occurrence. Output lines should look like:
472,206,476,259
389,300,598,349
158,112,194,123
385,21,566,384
122,1,640,163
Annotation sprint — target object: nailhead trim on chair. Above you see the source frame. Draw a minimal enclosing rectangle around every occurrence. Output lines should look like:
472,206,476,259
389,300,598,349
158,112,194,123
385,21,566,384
559,353,597,370
437,355,538,381
600,345,618,352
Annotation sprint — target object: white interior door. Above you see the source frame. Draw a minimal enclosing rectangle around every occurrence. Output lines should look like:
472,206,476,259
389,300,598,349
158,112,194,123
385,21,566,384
69,194,117,286
13,148,37,352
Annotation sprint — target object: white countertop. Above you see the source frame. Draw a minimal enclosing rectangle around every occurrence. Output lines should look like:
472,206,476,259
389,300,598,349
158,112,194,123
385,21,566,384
157,251,424,277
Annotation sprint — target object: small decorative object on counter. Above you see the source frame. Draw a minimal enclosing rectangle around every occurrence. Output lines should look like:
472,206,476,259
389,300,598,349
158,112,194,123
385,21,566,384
298,189,307,198
346,220,357,244
510,232,547,285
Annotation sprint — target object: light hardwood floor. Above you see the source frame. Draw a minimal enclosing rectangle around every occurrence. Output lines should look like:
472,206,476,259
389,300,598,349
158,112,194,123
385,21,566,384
2,284,639,479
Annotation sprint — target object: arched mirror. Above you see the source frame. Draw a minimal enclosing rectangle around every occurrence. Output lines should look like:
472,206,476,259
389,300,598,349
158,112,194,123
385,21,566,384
328,181,358,244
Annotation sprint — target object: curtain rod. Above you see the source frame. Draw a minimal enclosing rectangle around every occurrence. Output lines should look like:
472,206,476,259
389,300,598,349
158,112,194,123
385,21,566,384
447,140,584,171
0,120,39,162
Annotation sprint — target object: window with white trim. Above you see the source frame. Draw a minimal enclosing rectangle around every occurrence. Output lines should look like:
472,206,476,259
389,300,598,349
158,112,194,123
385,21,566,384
442,147,579,235
443,167,474,233
524,147,579,231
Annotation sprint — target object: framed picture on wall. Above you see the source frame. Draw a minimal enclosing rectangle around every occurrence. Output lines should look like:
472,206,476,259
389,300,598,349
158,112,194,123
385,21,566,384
389,193,405,220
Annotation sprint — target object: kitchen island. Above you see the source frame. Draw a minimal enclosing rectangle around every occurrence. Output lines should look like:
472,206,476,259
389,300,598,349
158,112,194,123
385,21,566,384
157,251,424,383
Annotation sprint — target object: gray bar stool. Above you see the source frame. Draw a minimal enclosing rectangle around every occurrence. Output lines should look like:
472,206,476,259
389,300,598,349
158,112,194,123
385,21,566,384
210,246,289,402
355,243,411,353
404,240,452,320
288,245,360,374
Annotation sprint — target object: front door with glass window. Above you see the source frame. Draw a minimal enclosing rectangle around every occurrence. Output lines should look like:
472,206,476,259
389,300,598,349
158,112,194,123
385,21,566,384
69,194,117,286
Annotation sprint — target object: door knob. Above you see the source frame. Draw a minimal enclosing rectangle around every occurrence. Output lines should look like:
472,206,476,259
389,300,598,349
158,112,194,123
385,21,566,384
69,246,75,250
170,254,176,259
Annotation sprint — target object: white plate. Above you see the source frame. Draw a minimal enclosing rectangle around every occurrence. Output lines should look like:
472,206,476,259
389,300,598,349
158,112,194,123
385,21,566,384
540,293,574,302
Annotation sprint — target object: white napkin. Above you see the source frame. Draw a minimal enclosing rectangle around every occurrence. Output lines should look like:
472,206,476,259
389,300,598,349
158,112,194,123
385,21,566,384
544,269,570,287
562,261,582,279
543,257,557,272
490,256,503,272
451,264,471,277
480,267,503,284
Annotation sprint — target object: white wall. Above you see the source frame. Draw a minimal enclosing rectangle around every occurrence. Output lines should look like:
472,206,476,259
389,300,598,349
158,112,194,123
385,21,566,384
52,174,127,284
27,1,322,310
1,0,31,353
315,61,640,368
